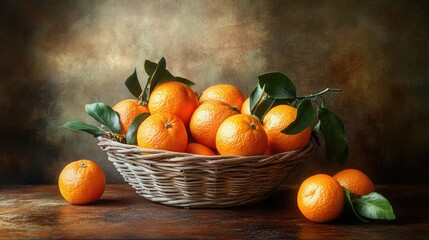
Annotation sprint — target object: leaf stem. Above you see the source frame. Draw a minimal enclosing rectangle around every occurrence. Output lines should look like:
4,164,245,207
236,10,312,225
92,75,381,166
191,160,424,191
297,88,342,100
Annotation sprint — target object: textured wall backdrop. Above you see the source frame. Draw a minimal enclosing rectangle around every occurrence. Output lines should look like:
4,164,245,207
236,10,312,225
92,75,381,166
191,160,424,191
1,0,428,184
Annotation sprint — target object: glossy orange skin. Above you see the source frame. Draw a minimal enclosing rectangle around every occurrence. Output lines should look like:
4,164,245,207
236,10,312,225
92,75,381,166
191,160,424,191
148,81,199,126
216,114,268,156
189,100,239,150
199,84,245,110
185,142,216,156
241,98,251,115
58,160,106,205
333,169,375,197
297,174,345,223
137,113,188,152
112,99,149,134
263,105,311,153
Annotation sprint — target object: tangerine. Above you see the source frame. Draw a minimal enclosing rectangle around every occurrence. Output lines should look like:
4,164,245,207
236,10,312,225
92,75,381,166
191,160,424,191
58,159,106,205
263,105,311,153
241,98,251,115
112,99,149,134
185,142,216,156
297,174,344,223
333,169,375,197
148,81,199,126
189,100,239,149
137,112,188,152
199,84,245,110
216,114,267,156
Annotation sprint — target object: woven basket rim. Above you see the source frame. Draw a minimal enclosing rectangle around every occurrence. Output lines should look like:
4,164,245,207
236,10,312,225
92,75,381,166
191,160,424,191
97,136,316,163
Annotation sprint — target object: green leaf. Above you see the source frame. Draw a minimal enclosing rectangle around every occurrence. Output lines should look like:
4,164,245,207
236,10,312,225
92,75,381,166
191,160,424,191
125,112,150,145
254,97,275,122
148,57,168,94
85,102,122,134
317,106,348,163
249,84,265,115
354,192,396,220
144,60,157,76
282,99,316,134
344,188,370,223
125,69,143,99
172,76,195,87
63,121,108,137
258,72,296,99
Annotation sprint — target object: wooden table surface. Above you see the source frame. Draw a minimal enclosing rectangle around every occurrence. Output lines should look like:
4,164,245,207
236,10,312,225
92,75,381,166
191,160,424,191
0,184,428,239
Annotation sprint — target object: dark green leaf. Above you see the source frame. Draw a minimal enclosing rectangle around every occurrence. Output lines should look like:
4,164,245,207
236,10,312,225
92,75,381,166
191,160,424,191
354,192,396,220
282,99,316,134
318,106,348,163
250,84,265,114
254,97,276,122
344,188,370,223
125,69,143,99
173,76,195,86
85,102,122,134
148,57,168,95
144,60,157,76
258,72,296,99
125,112,150,145
63,121,108,137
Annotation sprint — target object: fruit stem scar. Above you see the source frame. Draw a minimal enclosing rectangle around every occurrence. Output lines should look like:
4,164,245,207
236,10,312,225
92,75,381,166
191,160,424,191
249,122,256,130
165,121,172,128
79,163,87,168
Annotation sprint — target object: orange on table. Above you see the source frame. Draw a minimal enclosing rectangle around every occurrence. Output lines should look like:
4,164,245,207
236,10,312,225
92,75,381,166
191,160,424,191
216,114,267,156
241,98,251,115
263,105,311,153
199,84,245,110
185,142,216,156
148,81,199,126
58,159,106,205
189,100,239,149
297,174,344,223
333,169,375,197
137,112,188,152
112,99,149,134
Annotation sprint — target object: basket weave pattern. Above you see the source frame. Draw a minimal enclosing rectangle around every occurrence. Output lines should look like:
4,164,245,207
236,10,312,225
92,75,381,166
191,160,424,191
98,137,316,208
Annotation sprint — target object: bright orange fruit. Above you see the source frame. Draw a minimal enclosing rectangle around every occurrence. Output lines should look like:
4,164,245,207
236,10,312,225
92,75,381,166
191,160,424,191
58,159,106,205
199,84,245,110
263,105,311,153
297,174,344,223
148,81,199,126
189,100,239,149
137,112,188,152
112,99,149,134
216,114,267,156
333,169,375,197
241,98,251,115
185,142,216,156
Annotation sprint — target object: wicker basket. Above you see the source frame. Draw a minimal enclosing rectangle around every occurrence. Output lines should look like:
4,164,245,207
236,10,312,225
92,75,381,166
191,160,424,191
98,137,316,208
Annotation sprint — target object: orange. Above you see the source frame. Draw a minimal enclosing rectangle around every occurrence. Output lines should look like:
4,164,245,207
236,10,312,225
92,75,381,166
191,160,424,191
58,159,106,205
263,105,311,153
112,99,149,134
137,112,188,152
148,81,199,126
333,169,375,197
241,98,251,115
189,100,239,149
199,84,245,110
185,142,216,156
216,114,268,156
297,174,344,223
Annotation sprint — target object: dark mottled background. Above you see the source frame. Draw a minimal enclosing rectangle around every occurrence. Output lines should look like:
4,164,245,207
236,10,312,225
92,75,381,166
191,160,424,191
1,0,428,185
